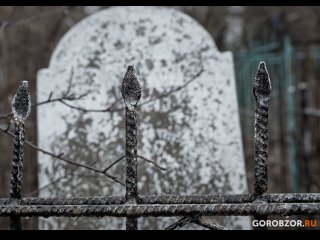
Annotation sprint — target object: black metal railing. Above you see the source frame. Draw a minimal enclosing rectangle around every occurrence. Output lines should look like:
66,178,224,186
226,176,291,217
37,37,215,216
0,62,319,230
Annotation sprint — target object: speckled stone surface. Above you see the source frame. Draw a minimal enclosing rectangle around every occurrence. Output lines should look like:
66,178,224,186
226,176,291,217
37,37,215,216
37,6,250,229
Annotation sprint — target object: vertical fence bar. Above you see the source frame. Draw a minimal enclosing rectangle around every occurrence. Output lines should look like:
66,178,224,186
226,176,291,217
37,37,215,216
121,66,142,230
10,81,31,230
253,62,271,230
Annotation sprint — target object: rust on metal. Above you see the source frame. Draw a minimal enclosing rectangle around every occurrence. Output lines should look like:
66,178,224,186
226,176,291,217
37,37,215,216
121,66,142,230
10,81,31,230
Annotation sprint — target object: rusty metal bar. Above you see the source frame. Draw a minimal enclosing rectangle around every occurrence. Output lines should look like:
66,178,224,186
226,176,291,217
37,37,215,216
253,62,272,229
1,193,320,205
0,203,319,217
9,81,31,230
253,62,271,196
142,195,251,205
121,66,142,230
139,193,320,204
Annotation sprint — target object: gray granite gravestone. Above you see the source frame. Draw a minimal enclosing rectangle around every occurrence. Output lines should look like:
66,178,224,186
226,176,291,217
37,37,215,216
37,6,250,229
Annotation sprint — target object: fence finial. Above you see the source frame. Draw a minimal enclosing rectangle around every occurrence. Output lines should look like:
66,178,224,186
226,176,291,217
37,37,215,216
253,62,271,230
10,81,31,230
12,81,31,124
253,61,271,98
121,66,142,111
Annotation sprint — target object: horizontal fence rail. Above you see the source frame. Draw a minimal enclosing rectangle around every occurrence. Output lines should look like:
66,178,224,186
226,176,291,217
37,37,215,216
0,63,319,230
0,203,320,217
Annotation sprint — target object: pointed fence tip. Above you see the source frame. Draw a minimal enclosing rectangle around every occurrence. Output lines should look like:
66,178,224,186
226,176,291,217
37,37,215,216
12,80,31,123
253,61,272,96
127,65,135,72
121,66,142,109
258,61,266,70
257,61,269,77
21,80,29,87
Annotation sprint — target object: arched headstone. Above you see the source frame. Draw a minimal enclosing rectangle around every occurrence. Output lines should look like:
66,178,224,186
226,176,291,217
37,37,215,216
37,6,250,229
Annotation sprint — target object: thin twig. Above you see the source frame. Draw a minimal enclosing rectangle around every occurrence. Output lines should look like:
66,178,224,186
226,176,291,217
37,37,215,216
26,160,98,197
102,156,126,173
102,155,167,173
137,155,166,171
165,215,199,230
138,68,204,108
0,94,91,120
4,120,11,132
64,67,74,95
26,173,71,197
27,153,166,197
0,69,90,120
53,68,205,113
0,125,125,186
59,99,119,113
193,217,228,230
1,124,165,188
0,68,204,119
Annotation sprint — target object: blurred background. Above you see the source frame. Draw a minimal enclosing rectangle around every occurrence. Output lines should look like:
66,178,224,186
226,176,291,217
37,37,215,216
0,6,319,229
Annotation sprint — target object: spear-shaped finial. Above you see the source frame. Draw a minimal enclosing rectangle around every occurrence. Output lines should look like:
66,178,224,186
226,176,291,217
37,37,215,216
10,81,31,230
253,61,272,99
121,66,142,111
12,81,31,124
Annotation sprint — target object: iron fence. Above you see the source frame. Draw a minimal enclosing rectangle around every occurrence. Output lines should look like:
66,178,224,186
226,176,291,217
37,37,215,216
0,62,319,230
235,36,320,194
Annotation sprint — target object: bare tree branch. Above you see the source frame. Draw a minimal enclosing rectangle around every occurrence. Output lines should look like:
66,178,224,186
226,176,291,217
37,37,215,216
26,160,98,197
137,155,166,171
0,93,91,120
138,68,205,108
193,217,228,230
102,156,126,173
165,215,199,230
0,124,166,190
0,125,125,186
0,68,205,120
165,214,228,230
58,98,122,113
25,154,166,197
101,155,167,174
46,68,205,114
0,68,90,120
26,171,73,197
